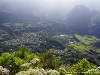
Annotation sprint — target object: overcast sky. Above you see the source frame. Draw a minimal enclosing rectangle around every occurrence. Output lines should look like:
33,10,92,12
0,0,100,15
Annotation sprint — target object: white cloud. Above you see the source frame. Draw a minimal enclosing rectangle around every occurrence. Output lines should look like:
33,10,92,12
0,0,100,13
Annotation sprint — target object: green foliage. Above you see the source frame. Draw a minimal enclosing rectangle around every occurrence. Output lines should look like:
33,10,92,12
0,47,62,74
58,67,68,75
75,34,97,45
41,50,54,69
0,52,14,68
73,58,96,73
20,63,31,71
30,58,41,67
14,57,25,66
40,50,61,69
0,46,38,75
0,45,99,75
48,56,61,69
15,46,28,59
58,65,74,75
42,50,54,61
68,43,91,52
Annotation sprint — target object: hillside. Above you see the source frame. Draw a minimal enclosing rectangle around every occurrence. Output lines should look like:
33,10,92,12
0,4,100,75
0,6,100,66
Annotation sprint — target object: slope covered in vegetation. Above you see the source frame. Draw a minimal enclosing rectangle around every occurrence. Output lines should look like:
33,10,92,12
0,46,99,75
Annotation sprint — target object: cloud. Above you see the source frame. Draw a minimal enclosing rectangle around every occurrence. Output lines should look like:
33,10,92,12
0,0,100,14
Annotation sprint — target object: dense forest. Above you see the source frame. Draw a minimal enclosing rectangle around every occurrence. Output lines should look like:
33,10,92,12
0,1,100,75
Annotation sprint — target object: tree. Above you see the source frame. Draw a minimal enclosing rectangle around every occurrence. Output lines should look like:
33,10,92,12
15,46,28,59
48,56,61,69
0,53,14,68
73,58,96,74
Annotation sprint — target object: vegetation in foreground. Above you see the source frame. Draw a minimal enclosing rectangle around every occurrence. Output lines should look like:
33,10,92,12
0,46,99,75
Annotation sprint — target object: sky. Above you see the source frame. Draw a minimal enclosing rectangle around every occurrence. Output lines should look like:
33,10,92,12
0,0,100,15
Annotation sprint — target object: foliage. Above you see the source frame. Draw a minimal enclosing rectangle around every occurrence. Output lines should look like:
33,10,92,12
48,56,61,69
20,63,31,71
47,69,60,75
68,43,91,52
16,68,61,75
73,58,96,73
0,66,3,75
75,34,97,45
0,33,100,75
0,52,14,68
16,68,44,75
40,50,61,69
0,47,62,75
15,46,29,59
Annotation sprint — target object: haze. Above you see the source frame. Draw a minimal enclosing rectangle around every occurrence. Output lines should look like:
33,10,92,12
0,0,100,20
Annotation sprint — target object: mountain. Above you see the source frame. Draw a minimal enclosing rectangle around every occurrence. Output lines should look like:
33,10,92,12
89,13,100,37
0,5,100,36
0,12,40,23
66,5,98,34
0,5,100,67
